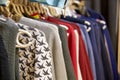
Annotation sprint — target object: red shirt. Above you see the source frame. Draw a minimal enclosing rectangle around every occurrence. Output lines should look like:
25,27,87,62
71,23,94,80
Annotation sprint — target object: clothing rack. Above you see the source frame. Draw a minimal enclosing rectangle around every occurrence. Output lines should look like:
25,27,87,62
0,0,119,80
0,0,87,19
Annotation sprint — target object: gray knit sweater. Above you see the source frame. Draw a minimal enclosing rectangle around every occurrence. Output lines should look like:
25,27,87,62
0,18,19,80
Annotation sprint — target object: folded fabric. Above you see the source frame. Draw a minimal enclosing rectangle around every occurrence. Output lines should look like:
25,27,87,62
0,0,9,6
30,0,66,8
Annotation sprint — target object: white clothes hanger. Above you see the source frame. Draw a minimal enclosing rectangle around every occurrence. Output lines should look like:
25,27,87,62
84,21,91,32
54,7,63,16
64,7,73,17
96,19,107,30
84,21,91,26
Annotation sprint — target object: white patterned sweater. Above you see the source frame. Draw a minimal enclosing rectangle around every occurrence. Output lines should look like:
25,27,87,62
16,23,53,80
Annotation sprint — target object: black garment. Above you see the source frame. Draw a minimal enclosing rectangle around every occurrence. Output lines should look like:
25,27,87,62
0,35,10,80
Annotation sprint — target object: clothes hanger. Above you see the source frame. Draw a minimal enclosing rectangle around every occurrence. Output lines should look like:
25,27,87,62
84,21,91,32
23,0,28,5
11,0,23,13
1,7,11,17
96,19,106,24
22,5,31,16
48,6,59,17
35,3,43,14
28,2,36,14
28,6,33,15
15,4,22,15
96,19,106,30
39,4,44,14
9,2,26,16
39,4,47,15
6,0,10,7
25,1,33,15
16,29,35,48
34,3,40,14
9,3,19,15
52,7,61,16
18,4,24,14
84,21,91,26
41,4,53,17
64,0,82,18
0,2,10,17
63,4,78,18
30,4,37,14
0,6,4,13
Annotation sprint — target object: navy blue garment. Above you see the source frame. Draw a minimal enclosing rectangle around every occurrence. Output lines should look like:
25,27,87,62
61,16,105,80
87,9,105,20
80,15,116,80
87,22,105,80
98,23,118,80
0,35,10,80
94,23,114,80
86,9,118,80
79,15,115,80
81,18,114,80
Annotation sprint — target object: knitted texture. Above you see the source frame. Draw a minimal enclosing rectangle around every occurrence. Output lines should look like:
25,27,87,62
0,35,10,80
17,23,53,80
0,18,19,80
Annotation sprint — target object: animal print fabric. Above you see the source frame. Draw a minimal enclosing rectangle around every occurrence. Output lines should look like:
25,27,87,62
17,23,53,80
